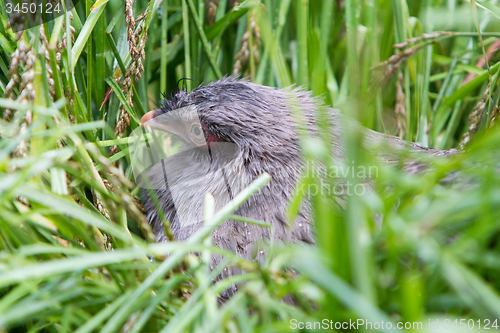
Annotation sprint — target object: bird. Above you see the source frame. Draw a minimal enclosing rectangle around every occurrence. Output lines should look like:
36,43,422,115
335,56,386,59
136,77,456,297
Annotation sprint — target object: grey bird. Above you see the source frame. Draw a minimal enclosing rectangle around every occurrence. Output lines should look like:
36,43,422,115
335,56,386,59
137,77,455,296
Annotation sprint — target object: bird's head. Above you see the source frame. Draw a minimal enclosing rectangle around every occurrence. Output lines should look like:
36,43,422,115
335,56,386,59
140,78,304,165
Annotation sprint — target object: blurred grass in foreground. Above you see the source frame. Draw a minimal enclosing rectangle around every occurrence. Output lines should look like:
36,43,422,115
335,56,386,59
2,0,500,331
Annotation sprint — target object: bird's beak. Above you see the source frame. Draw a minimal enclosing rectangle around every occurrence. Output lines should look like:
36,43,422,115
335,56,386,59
140,110,158,127
140,109,185,138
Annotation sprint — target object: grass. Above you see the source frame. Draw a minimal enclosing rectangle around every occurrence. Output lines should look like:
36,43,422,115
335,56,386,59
2,0,500,331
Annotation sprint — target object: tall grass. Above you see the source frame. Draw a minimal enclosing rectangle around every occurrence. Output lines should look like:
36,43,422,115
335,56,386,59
1,0,500,331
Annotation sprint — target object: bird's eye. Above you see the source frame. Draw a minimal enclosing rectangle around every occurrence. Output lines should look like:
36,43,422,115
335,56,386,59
190,123,205,143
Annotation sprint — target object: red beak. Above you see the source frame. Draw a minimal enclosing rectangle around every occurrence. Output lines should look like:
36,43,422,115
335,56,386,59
140,110,157,126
